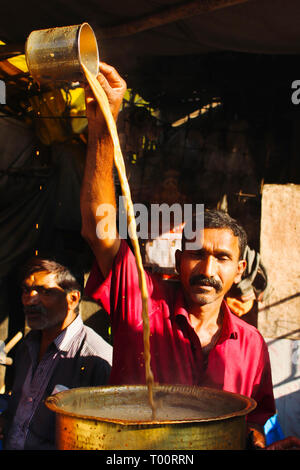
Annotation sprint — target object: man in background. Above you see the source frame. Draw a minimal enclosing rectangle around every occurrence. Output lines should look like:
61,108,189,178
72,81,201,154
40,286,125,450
0,256,112,450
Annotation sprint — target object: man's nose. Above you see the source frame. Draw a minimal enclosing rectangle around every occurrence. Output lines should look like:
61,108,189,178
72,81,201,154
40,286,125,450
199,255,217,277
22,289,40,305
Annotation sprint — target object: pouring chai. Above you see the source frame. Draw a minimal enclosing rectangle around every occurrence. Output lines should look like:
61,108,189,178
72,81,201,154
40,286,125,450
82,64,156,418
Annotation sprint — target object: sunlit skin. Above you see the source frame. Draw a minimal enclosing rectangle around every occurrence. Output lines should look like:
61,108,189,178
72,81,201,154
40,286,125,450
175,228,246,350
21,270,80,360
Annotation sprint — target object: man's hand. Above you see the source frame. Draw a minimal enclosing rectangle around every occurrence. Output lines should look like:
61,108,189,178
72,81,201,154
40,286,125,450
84,62,127,137
247,422,266,449
265,436,300,450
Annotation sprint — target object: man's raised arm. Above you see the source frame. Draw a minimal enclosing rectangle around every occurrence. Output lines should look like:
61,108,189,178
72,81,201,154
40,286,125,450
80,63,127,277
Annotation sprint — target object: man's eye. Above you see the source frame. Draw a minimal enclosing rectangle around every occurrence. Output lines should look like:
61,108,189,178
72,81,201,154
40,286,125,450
21,286,50,295
38,287,54,295
38,287,48,295
218,256,230,261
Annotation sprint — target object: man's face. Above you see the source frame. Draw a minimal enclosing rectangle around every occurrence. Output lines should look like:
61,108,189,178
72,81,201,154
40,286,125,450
176,228,246,308
21,270,69,330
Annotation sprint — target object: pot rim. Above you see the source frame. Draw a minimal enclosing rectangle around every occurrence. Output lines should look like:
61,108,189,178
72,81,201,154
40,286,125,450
45,384,257,426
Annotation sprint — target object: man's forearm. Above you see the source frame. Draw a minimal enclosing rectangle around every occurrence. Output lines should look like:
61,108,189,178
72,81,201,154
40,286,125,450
81,131,121,277
81,62,126,275
80,132,116,243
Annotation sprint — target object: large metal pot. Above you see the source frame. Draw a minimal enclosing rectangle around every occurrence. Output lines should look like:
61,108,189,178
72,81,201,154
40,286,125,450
45,385,256,450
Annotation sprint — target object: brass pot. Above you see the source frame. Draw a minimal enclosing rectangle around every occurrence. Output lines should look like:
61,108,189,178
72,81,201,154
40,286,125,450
46,385,256,450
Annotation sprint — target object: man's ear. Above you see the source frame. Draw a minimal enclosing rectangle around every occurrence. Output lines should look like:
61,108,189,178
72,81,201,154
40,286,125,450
66,290,81,311
233,259,247,285
175,249,182,274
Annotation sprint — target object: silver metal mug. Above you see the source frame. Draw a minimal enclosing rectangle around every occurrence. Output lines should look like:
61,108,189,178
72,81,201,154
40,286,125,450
25,23,99,84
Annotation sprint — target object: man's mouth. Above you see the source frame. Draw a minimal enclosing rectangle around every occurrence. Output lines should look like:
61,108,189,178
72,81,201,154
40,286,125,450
194,284,213,290
24,306,44,318
189,275,222,292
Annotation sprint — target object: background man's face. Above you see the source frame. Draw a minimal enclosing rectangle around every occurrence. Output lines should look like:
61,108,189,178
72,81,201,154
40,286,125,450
21,270,68,330
176,228,246,308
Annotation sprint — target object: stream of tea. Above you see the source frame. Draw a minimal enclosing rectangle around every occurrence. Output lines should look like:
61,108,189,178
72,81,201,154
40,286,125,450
82,64,156,419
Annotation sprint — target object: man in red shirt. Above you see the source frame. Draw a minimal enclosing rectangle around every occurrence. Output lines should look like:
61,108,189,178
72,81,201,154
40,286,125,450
81,63,275,448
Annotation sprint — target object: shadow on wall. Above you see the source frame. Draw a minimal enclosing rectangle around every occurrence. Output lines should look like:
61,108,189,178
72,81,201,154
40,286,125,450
259,293,300,316
275,389,300,439
266,331,300,439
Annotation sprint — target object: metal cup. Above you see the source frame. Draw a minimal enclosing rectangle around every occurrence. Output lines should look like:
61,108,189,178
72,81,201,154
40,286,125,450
25,23,99,84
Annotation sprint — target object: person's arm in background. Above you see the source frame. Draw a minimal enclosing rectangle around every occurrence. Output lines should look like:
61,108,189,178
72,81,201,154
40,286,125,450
265,436,300,450
247,422,266,449
80,62,127,277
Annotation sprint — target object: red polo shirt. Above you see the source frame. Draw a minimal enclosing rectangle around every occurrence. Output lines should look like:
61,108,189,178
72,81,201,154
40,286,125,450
85,240,275,425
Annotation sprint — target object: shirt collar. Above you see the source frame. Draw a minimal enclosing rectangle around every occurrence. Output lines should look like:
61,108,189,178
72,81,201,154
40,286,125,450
174,288,238,340
174,288,190,321
24,315,84,363
218,300,239,341
54,314,83,352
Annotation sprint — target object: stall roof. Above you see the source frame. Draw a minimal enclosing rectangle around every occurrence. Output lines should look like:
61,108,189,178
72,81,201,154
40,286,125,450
1,0,300,116
0,0,300,56
1,0,300,67
0,0,299,281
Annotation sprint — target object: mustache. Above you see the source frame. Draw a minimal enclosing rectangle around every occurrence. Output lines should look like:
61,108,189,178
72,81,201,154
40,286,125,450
189,274,222,292
24,304,47,316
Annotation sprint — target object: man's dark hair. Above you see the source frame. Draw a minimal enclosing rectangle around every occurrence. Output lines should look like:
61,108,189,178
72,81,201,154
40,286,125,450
20,257,82,313
182,209,247,260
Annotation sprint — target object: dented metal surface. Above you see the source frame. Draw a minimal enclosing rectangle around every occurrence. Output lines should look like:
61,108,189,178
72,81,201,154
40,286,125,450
46,384,256,450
